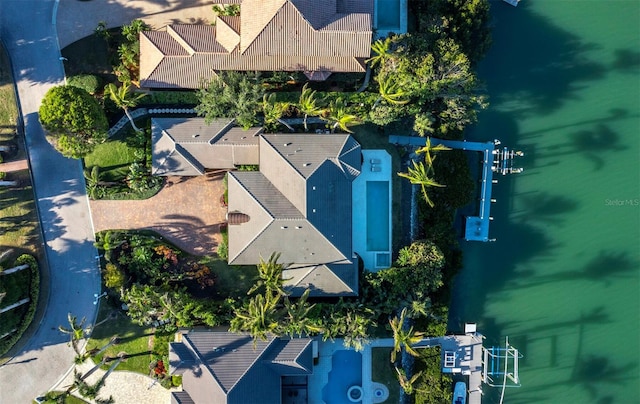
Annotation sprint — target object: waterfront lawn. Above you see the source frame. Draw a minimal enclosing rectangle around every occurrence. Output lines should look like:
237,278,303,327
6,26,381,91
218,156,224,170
371,348,400,403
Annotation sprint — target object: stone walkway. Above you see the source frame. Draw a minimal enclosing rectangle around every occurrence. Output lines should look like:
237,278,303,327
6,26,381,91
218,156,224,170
90,175,226,256
56,359,171,404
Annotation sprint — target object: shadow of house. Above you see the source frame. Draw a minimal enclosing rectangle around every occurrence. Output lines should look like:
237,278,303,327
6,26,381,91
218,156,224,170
169,330,314,404
139,0,374,88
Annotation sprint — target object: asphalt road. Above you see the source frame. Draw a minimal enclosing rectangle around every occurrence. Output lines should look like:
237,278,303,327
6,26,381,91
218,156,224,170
0,1,100,401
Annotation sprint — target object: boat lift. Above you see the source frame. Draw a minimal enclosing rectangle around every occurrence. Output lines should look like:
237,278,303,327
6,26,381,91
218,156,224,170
482,336,523,388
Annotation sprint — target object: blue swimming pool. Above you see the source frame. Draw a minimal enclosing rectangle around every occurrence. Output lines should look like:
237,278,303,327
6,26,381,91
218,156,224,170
377,0,401,30
322,350,363,404
366,181,390,251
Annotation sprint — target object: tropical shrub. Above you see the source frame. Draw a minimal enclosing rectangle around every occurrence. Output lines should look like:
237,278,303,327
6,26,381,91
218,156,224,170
67,74,103,95
39,85,108,158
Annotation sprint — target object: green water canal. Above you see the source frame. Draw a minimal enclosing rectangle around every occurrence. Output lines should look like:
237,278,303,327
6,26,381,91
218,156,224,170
449,1,640,402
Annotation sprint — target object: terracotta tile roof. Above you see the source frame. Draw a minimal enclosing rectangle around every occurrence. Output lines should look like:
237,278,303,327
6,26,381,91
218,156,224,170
140,0,373,88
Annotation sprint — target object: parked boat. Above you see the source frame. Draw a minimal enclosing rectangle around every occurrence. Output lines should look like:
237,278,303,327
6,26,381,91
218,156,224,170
453,382,467,404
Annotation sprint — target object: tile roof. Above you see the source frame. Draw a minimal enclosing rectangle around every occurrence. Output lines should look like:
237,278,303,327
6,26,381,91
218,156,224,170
170,331,313,404
152,118,261,175
228,133,361,296
140,0,373,88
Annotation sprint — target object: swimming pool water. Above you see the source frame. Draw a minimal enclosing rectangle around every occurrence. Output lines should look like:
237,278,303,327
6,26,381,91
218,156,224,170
322,350,363,404
377,0,400,29
366,181,390,251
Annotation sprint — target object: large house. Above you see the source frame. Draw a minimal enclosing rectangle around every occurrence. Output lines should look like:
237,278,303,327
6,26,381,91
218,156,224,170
139,0,374,89
151,118,362,297
170,330,315,404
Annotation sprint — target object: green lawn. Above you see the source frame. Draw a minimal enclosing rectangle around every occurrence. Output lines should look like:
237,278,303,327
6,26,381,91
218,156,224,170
0,45,17,142
83,138,138,182
86,301,161,374
371,347,401,403
0,171,41,262
203,256,259,300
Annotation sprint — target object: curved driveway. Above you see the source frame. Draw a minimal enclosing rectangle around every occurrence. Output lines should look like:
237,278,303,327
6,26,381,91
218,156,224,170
0,1,100,402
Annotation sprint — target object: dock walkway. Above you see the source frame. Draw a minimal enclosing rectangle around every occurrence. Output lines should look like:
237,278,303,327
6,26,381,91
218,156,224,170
369,332,484,404
389,135,495,241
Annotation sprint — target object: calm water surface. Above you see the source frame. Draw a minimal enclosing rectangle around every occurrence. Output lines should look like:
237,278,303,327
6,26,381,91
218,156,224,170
449,1,640,403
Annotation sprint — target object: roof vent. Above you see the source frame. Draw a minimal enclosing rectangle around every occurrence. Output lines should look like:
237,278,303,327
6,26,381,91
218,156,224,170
303,163,311,167
228,212,250,225
295,226,302,229
284,142,292,146
281,226,288,229
192,134,199,138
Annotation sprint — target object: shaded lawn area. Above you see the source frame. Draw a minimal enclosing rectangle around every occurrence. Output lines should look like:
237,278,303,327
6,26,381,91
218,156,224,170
203,257,259,300
60,30,116,83
351,123,405,255
0,44,18,142
0,170,43,261
83,137,138,182
86,300,162,374
371,347,401,403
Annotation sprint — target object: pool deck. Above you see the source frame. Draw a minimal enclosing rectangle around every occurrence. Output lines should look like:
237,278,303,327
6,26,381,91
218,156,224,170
352,150,392,271
389,135,498,242
310,331,485,404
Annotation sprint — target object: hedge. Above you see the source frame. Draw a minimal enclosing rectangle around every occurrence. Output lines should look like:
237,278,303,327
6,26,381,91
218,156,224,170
0,254,39,355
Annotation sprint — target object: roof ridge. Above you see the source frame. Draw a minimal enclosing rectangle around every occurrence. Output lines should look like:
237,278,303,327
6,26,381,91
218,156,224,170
228,336,279,394
183,336,229,395
227,172,275,262
167,25,196,55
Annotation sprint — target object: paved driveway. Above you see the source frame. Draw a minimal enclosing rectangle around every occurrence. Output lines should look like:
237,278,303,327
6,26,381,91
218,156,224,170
57,0,213,48
90,175,227,256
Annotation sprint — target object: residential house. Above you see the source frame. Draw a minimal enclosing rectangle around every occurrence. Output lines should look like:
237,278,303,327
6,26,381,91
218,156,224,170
139,0,374,88
170,330,314,404
151,118,363,297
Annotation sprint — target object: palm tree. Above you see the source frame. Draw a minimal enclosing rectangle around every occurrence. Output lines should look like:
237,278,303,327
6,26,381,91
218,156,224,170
397,160,445,208
247,252,289,297
262,93,294,132
282,289,323,337
84,166,102,199
230,293,281,344
366,37,393,69
375,73,410,106
94,230,124,261
298,83,325,132
58,313,87,355
415,137,451,171
321,98,361,133
394,366,423,395
389,307,424,363
103,83,146,132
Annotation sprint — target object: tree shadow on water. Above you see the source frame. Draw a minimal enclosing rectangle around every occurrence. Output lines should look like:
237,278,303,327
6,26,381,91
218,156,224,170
480,2,609,118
